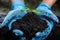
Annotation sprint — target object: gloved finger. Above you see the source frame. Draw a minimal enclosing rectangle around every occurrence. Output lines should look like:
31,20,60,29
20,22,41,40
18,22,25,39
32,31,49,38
36,3,59,23
35,19,53,40
13,29,24,36
12,0,26,10
8,19,16,30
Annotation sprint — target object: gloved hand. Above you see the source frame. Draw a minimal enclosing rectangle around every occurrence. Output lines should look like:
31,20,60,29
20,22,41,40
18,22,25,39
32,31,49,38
32,3,59,40
1,0,27,38
1,9,27,38
1,0,27,27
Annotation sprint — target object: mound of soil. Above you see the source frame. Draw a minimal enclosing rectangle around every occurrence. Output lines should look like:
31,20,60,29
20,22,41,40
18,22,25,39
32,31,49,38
12,12,48,40
0,13,60,40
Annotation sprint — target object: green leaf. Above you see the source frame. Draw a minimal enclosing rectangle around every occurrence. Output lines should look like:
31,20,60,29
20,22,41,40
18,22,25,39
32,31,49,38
32,10,41,14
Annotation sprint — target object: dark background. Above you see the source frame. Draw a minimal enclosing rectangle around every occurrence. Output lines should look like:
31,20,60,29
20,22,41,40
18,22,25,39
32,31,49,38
0,0,60,15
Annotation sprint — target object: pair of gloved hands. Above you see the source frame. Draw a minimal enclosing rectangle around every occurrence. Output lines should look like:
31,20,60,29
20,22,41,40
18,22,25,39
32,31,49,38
1,0,59,40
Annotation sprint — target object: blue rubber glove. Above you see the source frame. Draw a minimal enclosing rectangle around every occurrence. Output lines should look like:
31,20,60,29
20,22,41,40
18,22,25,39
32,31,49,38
1,0,27,38
1,0,27,27
32,3,59,40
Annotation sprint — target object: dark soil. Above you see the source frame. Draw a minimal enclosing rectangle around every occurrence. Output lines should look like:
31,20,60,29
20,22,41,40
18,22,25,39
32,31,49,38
12,12,48,40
